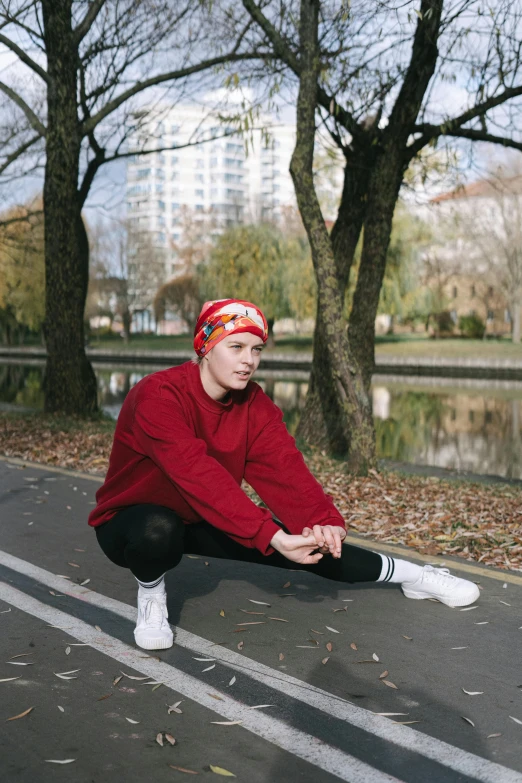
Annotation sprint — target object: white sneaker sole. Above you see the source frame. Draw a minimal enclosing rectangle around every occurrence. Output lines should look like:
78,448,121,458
402,585,480,608
134,632,174,650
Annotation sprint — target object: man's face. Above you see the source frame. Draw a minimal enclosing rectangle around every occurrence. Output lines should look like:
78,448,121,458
203,332,265,393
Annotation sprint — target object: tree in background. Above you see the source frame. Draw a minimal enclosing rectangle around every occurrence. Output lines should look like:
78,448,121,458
228,0,522,470
0,0,266,414
154,272,204,333
0,201,45,344
197,222,315,346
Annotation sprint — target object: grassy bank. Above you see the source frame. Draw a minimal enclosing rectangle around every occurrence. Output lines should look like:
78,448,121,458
81,332,522,360
2,410,521,573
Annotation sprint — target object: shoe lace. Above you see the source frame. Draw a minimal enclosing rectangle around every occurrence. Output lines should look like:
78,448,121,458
142,596,167,628
423,566,457,586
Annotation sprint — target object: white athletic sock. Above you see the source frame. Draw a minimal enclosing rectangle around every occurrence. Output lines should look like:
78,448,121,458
135,573,166,593
375,554,423,584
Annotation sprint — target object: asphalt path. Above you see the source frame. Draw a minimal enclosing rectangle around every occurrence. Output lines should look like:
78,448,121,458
1,455,522,783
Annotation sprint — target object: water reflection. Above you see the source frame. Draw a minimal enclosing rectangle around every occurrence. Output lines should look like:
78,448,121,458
2,361,522,480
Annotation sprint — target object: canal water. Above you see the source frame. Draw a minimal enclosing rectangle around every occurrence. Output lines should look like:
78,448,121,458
2,360,522,480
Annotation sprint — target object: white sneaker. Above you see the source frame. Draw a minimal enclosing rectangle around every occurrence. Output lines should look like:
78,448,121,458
401,565,480,607
134,589,173,650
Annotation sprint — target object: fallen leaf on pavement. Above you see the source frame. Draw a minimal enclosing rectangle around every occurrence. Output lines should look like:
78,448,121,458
211,721,242,726
6,706,34,721
168,765,198,774
374,712,409,716
268,617,288,622
372,654,379,662
45,759,75,764
202,665,216,672
167,701,183,714
165,733,176,745
193,658,215,662
228,676,236,686
0,677,22,683
402,636,413,641
325,626,340,633
9,653,33,659
57,706,64,712
120,671,149,680
283,582,291,588
461,716,475,727
322,657,329,665
379,671,389,679
248,600,270,606
393,720,420,725
350,643,357,651
460,607,478,612
487,733,502,738
6,662,33,666
510,716,522,725
382,680,398,689
462,689,484,695
219,610,225,617
126,718,140,724
278,654,284,661
209,765,236,776
326,643,333,652
156,733,164,746
113,675,122,686
237,642,244,650
248,705,274,709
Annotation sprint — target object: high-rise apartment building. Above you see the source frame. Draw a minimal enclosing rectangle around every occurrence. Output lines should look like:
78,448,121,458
126,104,297,282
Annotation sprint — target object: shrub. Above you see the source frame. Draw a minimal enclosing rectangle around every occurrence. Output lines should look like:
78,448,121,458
459,314,485,339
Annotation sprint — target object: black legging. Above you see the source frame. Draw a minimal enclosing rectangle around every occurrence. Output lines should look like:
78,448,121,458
95,504,382,584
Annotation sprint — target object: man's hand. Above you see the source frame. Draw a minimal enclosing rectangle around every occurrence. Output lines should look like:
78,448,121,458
301,525,347,559
270,529,325,565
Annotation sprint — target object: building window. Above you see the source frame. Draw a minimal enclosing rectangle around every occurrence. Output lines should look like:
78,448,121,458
505,309,511,323
171,172,179,181
171,156,178,165
452,286,458,299
487,310,494,320
171,124,180,134
137,168,151,179
195,173,205,183
195,159,205,168
450,310,458,323
171,202,180,210
195,189,204,198
157,200,165,210
155,184,164,193
195,204,204,211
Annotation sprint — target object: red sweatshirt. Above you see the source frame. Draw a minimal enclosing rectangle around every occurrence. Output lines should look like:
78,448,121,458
88,360,345,555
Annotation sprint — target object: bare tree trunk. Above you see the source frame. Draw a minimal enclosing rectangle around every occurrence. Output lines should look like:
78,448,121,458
122,309,132,344
290,0,375,472
512,302,521,343
41,0,98,414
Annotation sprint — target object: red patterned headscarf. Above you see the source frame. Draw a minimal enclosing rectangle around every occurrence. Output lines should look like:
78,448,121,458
194,299,268,357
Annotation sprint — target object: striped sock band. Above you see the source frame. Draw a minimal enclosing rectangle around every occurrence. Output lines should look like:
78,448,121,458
376,553,395,582
136,573,165,590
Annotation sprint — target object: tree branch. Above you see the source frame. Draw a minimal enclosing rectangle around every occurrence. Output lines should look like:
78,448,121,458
0,32,48,82
0,81,46,136
242,0,362,142
411,124,522,155
74,0,106,44
0,132,42,176
82,51,269,135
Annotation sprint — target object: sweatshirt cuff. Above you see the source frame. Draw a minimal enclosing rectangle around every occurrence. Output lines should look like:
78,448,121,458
252,518,282,556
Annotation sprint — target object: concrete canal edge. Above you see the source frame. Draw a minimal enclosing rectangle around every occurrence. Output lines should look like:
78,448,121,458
4,346,522,379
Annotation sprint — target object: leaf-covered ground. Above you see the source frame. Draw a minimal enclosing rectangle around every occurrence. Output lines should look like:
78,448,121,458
2,412,522,572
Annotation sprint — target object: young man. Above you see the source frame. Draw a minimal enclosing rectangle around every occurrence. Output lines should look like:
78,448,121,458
89,298,480,651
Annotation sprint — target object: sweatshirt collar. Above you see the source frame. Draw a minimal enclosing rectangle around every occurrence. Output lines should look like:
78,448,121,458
186,360,236,413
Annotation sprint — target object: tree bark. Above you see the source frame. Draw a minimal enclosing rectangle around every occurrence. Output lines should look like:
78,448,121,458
291,0,375,471
41,0,98,414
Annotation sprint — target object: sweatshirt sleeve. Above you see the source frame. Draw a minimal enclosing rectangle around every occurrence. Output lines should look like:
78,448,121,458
133,398,281,555
243,390,346,536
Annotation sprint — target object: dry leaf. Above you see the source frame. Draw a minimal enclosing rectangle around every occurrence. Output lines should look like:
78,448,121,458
56,669,80,675
45,759,75,764
167,701,183,714
460,607,478,612
65,647,71,655
80,579,90,586
326,643,333,652
283,582,291,588
310,629,324,634
296,645,318,648
54,674,77,681
451,647,468,650
402,636,413,641
510,716,522,725
379,671,389,679
228,676,236,686
248,600,270,606
350,643,357,651
165,733,176,745
156,733,164,746
248,705,273,709
333,607,348,613
202,665,216,672
499,601,511,606
113,675,122,686
6,706,34,721
0,608,12,614
393,720,421,725
462,689,484,696
97,694,112,701
9,653,33,659
6,661,33,666
0,677,22,682
193,658,215,662
278,653,284,661
462,716,475,727
325,626,340,633
57,706,65,712
209,765,236,777
207,693,224,701
219,610,225,617
374,712,409,716
382,680,398,689
474,622,489,625
372,654,379,662
94,625,102,631
236,622,266,626
168,765,198,774
487,733,502,738
278,594,297,597
126,718,140,724
268,617,288,622
67,562,80,568
152,684,162,692
239,610,264,615
322,657,329,665
237,641,244,651
120,671,149,680
211,721,242,726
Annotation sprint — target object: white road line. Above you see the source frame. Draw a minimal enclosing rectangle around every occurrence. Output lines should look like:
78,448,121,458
0,581,399,783
1,548,521,783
